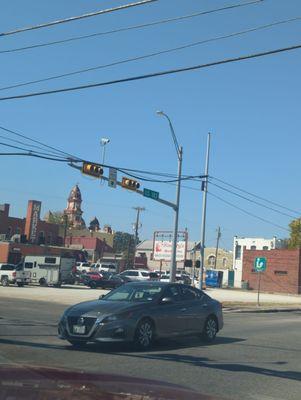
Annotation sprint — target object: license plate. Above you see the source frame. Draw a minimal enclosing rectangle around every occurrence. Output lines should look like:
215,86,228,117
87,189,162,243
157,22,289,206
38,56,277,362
73,325,86,334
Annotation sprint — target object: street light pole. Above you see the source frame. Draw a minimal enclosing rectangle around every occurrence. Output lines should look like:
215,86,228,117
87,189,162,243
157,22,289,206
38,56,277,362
199,133,211,290
170,145,183,282
157,111,182,283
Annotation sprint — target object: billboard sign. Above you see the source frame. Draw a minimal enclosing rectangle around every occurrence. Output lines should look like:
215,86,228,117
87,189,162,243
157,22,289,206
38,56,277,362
153,231,187,261
29,201,41,242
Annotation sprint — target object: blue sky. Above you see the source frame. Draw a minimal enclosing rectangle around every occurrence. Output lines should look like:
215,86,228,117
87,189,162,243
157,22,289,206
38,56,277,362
1,0,301,250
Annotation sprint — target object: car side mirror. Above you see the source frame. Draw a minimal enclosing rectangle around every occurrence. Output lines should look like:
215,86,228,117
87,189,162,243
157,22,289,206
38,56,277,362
99,294,105,300
161,297,173,305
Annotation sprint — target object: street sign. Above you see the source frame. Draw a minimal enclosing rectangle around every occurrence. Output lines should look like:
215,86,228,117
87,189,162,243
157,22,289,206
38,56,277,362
254,257,267,272
143,188,159,200
108,168,117,188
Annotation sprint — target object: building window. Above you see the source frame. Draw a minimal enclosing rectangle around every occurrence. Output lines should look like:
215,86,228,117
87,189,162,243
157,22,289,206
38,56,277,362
263,246,268,251
222,258,227,268
6,226,12,239
235,245,241,260
47,233,52,244
274,271,287,275
38,231,45,244
208,255,215,267
250,245,256,250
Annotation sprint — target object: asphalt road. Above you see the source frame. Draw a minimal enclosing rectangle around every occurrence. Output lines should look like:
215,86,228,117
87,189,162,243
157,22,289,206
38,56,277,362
0,298,301,400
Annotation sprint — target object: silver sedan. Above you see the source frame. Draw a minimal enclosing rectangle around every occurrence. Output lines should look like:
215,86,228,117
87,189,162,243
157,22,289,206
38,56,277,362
58,282,223,349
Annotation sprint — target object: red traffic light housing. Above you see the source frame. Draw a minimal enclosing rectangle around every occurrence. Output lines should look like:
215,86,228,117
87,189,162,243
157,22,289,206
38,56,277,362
82,162,103,178
121,177,140,191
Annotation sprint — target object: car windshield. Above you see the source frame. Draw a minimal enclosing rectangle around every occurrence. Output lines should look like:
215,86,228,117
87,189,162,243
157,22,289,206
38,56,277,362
102,285,163,302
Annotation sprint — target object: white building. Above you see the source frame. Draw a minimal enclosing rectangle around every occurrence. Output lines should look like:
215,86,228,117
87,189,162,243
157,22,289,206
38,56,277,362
233,236,285,287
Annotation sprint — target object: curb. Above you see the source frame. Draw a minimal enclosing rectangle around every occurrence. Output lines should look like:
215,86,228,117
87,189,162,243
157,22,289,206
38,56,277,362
223,307,301,314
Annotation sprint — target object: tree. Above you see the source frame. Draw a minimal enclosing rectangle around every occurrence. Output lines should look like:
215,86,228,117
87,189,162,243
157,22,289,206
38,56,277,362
113,231,135,268
288,218,301,249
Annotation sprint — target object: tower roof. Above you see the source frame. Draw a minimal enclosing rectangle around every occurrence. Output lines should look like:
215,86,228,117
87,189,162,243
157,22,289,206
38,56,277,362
68,184,82,202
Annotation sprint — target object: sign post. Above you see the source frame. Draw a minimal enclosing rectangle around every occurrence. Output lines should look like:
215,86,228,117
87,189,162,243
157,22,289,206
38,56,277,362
254,257,267,306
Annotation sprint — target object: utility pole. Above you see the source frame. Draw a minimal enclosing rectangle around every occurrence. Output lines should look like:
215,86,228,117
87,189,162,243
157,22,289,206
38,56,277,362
170,146,183,283
214,226,221,269
133,206,145,246
199,133,211,290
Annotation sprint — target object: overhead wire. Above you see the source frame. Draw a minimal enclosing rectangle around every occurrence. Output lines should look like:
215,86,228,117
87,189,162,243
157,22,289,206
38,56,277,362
208,191,290,232
3,15,301,92
208,180,297,219
210,176,301,215
0,142,71,161
0,125,82,161
1,42,301,101
0,0,263,54
0,0,159,37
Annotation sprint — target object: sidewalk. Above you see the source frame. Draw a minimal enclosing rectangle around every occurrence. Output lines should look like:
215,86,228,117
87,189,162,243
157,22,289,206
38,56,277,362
206,288,301,312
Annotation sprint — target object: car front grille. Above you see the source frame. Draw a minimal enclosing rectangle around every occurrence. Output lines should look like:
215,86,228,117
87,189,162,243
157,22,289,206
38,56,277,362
67,316,97,336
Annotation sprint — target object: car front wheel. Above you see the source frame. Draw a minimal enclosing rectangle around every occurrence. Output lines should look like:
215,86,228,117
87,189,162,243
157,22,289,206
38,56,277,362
134,319,154,350
202,316,218,343
1,277,9,286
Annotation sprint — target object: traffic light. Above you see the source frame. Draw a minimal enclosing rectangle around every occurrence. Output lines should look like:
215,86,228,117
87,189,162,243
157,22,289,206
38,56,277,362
121,177,140,191
82,162,103,178
195,260,200,268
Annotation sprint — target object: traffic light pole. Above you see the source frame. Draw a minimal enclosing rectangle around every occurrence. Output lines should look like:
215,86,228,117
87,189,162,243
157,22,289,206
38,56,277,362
68,163,177,210
198,133,211,290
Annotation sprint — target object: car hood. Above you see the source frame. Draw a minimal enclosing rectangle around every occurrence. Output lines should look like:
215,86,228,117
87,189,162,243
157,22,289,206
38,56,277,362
67,299,147,318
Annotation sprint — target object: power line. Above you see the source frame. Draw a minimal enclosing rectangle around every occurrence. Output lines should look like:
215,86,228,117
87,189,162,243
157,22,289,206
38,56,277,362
0,0,263,54
210,176,301,215
209,180,297,219
1,42,300,102
0,125,81,161
3,15,301,92
208,191,290,232
0,141,71,160
0,0,158,37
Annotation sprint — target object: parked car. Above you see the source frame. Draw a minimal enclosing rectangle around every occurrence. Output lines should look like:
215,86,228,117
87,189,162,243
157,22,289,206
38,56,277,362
149,272,160,281
76,262,91,273
118,269,150,281
93,262,117,274
83,272,131,289
0,263,17,286
58,282,223,349
160,273,191,285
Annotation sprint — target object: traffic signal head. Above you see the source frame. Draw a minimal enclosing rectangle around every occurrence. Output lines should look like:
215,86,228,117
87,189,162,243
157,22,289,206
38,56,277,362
82,162,103,178
195,260,201,268
121,177,140,191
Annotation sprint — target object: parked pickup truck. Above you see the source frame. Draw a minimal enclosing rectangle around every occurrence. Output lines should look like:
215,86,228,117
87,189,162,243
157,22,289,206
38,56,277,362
0,263,31,287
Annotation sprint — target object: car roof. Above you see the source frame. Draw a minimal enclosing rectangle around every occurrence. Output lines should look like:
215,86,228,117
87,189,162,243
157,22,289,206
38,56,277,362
124,281,171,287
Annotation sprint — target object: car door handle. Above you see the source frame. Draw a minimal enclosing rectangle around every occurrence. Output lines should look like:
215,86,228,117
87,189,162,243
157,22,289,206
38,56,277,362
202,304,208,307
180,308,187,312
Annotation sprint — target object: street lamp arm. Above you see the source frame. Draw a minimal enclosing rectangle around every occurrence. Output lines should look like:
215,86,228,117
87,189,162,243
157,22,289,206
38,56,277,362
156,111,181,159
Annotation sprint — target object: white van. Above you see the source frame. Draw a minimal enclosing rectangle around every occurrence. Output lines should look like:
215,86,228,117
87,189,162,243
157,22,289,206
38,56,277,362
93,262,117,273
23,255,76,287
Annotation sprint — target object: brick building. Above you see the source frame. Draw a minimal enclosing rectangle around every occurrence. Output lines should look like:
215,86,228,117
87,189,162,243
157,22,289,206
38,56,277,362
0,241,86,264
0,201,61,245
64,236,114,262
242,249,301,294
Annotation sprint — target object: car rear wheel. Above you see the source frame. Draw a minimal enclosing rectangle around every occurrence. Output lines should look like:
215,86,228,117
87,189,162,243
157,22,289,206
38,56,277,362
89,281,97,289
39,278,47,286
202,316,218,343
1,277,9,286
17,282,24,287
134,319,154,350
67,340,87,347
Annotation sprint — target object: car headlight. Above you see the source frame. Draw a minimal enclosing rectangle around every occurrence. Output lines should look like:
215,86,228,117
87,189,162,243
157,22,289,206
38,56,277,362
102,311,134,324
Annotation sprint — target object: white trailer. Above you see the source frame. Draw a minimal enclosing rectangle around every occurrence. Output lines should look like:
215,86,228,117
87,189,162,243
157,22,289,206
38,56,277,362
23,255,76,287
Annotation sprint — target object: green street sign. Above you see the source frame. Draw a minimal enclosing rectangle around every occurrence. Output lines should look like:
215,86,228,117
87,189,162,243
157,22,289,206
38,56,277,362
254,257,267,272
143,188,159,201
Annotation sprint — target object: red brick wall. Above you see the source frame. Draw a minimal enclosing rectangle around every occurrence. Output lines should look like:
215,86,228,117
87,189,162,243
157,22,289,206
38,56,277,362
65,236,113,253
0,242,85,264
242,249,301,294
